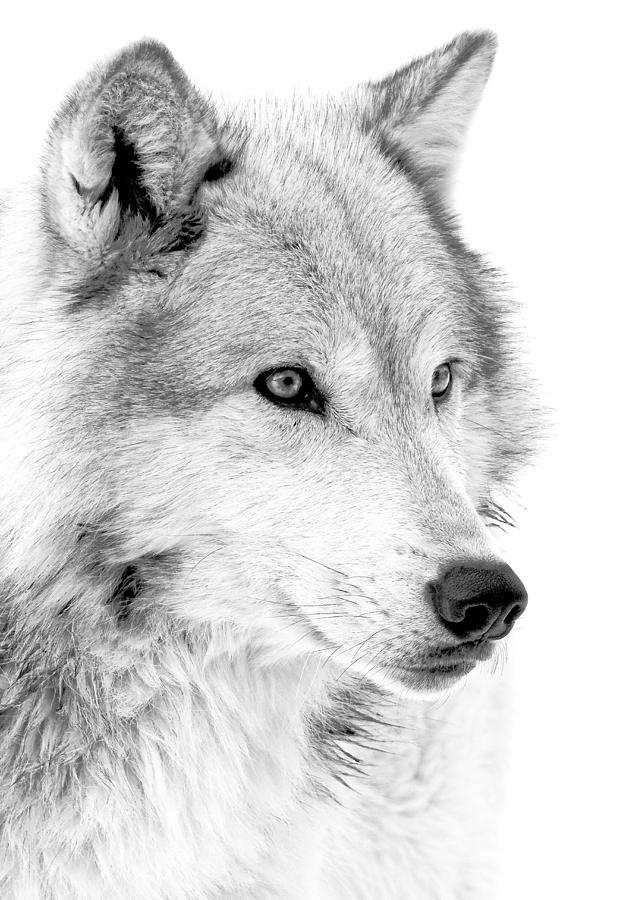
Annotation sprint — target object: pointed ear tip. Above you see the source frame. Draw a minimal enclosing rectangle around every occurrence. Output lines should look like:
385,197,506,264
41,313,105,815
452,28,499,63
106,36,179,69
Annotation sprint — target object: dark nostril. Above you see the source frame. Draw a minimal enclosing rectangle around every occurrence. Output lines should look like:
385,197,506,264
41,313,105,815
457,603,493,636
504,604,523,628
430,561,528,641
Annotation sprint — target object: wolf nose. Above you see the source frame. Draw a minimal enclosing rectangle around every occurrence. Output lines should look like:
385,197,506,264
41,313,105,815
431,562,527,641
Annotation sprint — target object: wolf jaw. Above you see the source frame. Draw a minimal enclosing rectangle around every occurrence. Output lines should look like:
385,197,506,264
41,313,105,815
0,32,539,899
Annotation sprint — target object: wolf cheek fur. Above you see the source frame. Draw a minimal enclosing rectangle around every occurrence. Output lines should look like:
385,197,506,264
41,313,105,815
0,31,538,900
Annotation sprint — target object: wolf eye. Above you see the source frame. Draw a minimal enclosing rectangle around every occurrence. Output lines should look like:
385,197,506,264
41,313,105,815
254,367,325,414
431,363,452,400
265,369,303,399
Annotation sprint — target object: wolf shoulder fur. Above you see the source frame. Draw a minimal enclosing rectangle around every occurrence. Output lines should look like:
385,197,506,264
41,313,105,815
0,31,538,899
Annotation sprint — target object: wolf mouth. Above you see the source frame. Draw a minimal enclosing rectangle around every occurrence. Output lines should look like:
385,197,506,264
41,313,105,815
399,640,496,680
394,659,478,688
429,639,496,664
403,660,476,677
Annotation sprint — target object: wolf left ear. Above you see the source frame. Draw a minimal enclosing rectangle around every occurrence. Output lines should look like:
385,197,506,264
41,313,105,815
43,40,226,259
364,30,497,198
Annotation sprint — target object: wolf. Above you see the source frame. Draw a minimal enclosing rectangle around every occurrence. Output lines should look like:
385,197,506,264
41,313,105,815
0,30,538,899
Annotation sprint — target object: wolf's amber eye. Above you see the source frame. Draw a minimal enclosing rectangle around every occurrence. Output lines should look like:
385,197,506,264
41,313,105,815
265,369,303,399
254,367,325,414
431,363,452,400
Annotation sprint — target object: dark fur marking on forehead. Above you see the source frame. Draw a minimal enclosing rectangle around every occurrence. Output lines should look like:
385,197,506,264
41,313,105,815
246,148,389,322
280,145,371,257
278,231,326,286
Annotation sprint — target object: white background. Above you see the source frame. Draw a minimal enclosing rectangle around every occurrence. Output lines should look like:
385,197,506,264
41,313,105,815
2,2,639,897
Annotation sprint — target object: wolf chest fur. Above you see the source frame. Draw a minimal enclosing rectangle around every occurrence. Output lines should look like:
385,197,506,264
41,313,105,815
0,30,537,899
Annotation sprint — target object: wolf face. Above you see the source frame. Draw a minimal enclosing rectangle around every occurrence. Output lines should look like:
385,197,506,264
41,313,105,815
2,33,537,697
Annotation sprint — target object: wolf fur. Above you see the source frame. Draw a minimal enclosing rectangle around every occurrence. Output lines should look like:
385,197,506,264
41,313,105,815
0,32,538,899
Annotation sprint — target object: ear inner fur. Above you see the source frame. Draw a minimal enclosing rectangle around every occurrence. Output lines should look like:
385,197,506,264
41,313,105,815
42,39,228,266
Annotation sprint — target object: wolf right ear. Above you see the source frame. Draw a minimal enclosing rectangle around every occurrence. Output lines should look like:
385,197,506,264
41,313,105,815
363,30,497,199
43,40,227,259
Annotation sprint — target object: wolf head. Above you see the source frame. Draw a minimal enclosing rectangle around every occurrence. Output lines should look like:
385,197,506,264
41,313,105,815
1,33,538,695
